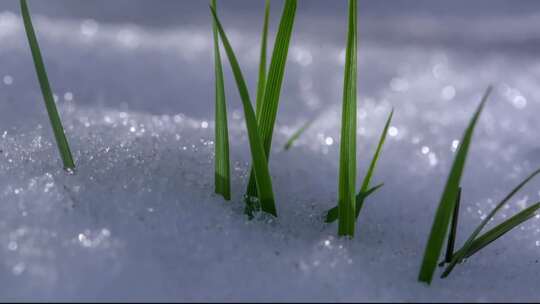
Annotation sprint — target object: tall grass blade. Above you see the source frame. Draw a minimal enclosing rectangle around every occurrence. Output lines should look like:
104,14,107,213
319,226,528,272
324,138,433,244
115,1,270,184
210,6,277,216
245,0,297,212
325,109,393,223
256,0,296,157
256,0,270,118
211,0,231,200
418,86,492,284
444,187,461,263
441,168,540,278
283,118,315,151
337,0,358,237
20,0,75,170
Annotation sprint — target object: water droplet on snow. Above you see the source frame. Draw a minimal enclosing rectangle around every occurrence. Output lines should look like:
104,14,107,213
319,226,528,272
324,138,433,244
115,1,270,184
12,263,25,275
390,77,409,92
388,127,398,137
441,85,456,100
428,152,438,166
3,75,13,85
325,137,334,146
513,96,527,109
80,19,99,37
7,241,17,251
451,140,460,152
64,92,74,101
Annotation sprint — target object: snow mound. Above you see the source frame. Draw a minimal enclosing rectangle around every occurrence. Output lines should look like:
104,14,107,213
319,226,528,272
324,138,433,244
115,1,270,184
0,10,539,301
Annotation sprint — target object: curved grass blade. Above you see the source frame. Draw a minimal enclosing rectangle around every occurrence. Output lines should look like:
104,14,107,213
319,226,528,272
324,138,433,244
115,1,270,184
256,0,270,118
211,0,231,200
441,168,540,278
418,86,492,284
245,0,297,210
337,0,358,237
457,202,540,261
20,0,75,170
444,187,462,263
355,109,393,218
210,6,277,216
283,118,315,151
325,183,383,223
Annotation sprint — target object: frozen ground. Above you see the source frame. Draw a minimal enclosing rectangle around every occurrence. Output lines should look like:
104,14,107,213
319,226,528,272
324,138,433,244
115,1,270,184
0,3,540,301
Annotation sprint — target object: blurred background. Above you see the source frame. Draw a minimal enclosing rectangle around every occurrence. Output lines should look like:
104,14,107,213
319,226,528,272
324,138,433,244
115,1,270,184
0,0,539,28
1,0,540,121
1,0,539,54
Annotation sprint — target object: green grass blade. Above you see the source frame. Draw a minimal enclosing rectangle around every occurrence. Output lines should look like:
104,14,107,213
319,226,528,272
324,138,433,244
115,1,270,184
359,184,384,204
325,39,391,230
211,0,231,200
444,187,462,263
283,118,315,151
325,206,339,224
355,109,393,218
325,183,383,223
256,0,296,156
245,0,297,207
337,0,358,237
256,0,270,118
324,108,393,223
418,86,492,284
20,0,75,170
458,202,540,261
210,6,277,216
441,168,540,278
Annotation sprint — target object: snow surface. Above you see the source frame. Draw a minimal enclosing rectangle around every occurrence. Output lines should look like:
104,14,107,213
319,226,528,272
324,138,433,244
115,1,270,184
0,5,540,301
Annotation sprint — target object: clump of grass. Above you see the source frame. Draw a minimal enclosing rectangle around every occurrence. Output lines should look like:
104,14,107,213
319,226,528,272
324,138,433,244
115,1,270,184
20,0,75,171
418,86,540,284
210,5,278,216
444,199,540,265
418,87,492,284
243,0,297,216
211,0,231,200
439,169,540,278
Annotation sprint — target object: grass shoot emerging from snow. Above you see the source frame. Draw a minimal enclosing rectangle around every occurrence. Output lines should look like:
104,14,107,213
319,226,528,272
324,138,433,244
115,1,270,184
449,201,540,262
419,86,540,283
20,0,75,171
244,0,297,217
326,109,393,223
337,0,358,237
210,5,277,216
211,0,231,200
440,169,540,278
418,86,492,284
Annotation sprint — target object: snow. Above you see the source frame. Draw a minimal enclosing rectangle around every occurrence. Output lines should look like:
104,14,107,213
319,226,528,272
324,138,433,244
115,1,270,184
0,4,540,301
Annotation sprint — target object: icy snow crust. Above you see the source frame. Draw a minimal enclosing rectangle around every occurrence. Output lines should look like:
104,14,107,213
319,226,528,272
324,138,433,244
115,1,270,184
0,10,539,301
